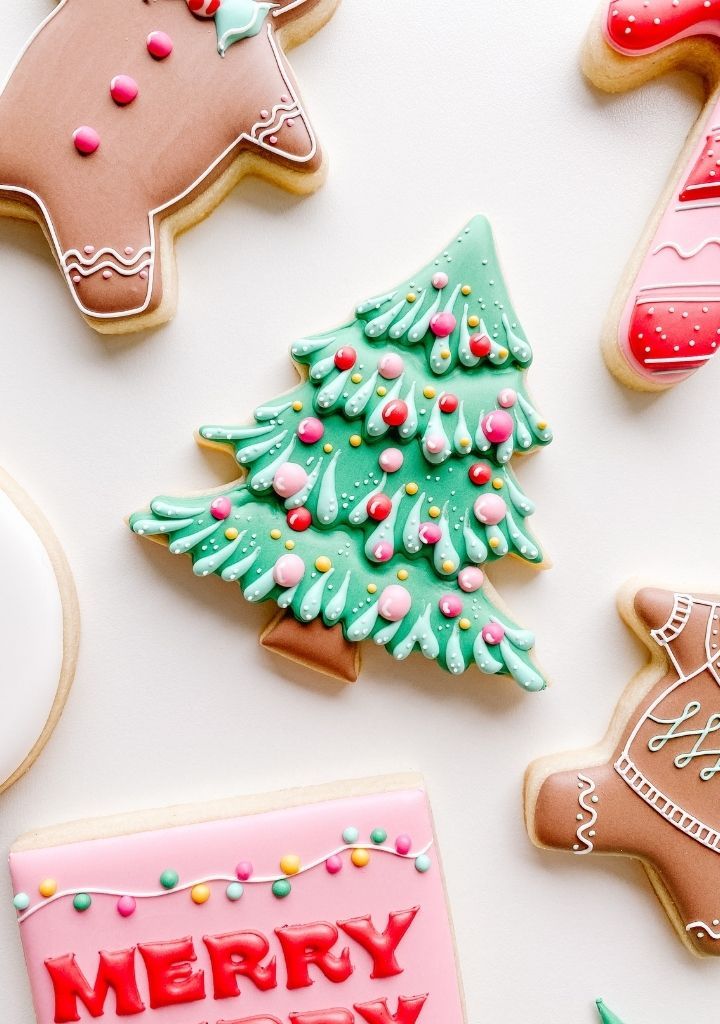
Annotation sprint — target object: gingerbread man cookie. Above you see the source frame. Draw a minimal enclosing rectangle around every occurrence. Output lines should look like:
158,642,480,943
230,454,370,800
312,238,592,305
585,0,720,390
0,468,79,795
527,583,720,957
0,0,338,333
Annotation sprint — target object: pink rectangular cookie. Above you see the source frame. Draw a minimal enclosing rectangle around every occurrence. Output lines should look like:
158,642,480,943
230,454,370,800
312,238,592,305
9,775,465,1024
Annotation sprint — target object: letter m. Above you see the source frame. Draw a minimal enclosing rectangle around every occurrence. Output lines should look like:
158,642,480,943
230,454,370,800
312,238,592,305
45,950,145,1023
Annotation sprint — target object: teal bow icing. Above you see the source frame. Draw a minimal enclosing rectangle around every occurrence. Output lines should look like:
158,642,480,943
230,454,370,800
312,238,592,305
215,0,276,56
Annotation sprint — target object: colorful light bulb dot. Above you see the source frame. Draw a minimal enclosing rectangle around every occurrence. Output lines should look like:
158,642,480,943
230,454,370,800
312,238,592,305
236,861,253,881
272,879,292,899
370,828,387,845
414,854,431,874
73,893,92,913
226,882,244,902
395,834,412,855
351,849,370,868
191,884,211,905
117,895,137,918
280,854,301,876
342,826,360,844
325,855,343,875
13,893,30,912
160,869,179,890
39,879,57,899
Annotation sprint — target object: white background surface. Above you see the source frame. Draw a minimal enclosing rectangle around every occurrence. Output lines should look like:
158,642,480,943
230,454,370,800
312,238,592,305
0,1,717,1020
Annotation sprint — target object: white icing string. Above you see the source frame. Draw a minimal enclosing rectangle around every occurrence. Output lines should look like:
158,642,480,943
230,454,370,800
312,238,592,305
63,246,153,269
16,840,433,924
65,260,153,279
687,920,720,940
653,238,720,259
572,774,598,855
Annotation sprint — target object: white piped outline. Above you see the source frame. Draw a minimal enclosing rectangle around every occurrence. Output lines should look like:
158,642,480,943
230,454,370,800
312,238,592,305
14,839,433,924
0,12,317,321
572,774,598,855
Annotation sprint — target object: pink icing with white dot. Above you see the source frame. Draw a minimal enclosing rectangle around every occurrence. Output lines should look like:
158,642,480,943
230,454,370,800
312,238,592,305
458,567,484,593
273,463,308,499
378,354,404,380
379,448,404,473
378,585,412,622
474,494,507,526
481,410,514,444
272,554,306,588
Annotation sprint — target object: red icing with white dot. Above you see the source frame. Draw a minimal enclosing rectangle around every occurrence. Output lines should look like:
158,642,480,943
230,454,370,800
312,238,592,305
680,130,720,201
605,0,720,56
628,291,720,372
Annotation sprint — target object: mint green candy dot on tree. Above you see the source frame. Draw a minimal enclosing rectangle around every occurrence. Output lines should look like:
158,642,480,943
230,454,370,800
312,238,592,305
130,217,552,689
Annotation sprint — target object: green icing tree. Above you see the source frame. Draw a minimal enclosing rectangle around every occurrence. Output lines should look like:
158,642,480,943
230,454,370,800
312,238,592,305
130,216,552,687
596,1001,626,1024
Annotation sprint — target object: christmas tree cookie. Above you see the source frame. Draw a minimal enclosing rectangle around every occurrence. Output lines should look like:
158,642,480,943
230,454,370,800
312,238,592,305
584,0,720,389
597,1001,626,1024
527,583,720,957
0,468,79,795
0,0,338,333
9,776,466,1024
131,217,552,687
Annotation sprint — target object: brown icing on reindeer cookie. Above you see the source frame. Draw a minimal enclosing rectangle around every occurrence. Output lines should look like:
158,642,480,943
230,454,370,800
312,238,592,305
526,584,720,957
0,0,338,333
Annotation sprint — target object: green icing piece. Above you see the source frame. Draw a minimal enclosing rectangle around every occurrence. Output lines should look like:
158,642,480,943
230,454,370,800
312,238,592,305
130,217,552,690
215,0,274,56
73,893,92,913
597,1000,626,1024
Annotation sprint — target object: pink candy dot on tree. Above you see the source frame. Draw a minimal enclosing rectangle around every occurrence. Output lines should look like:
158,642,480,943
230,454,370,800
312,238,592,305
430,312,457,338
481,410,514,445
379,448,403,473
425,435,446,455
418,522,442,545
458,567,484,593
297,417,324,444
273,463,308,499
439,594,463,618
498,388,517,409
273,554,306,588
370,540,393,563
432,272,449,289
378,354,404,379
378,585,412,622
482,622,506,646
474,494,507,525
210,497,232,520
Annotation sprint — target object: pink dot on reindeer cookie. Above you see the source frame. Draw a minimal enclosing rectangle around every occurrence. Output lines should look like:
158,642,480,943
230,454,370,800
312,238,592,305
73,126,100,155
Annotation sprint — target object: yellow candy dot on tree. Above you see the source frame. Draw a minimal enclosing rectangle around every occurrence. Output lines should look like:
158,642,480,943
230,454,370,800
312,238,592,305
499,348,508,359
351,849,370,868
285,540,296,550
459,437,471,447
489,537,501,549
351,373,363,385
39,879,57,899
461,285,472,296
367,584,378,594
376,386,387,397
191,884,211,905
459,618,471,631
315,557,332,573
468,315,480,328
323,443,334,454
225,527,239,541
537,420,548,430
492,479,504,490
280,854,301,876
440,349,451,360
406,483,418,495
270,529,282,540
350,435,362,448
442,560,455,574
292,401,303,412
423,387,435,399
406,292,417,303
428,506,441,519
397,569,409,581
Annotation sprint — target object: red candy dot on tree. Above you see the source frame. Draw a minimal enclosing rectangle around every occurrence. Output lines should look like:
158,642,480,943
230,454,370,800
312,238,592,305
468,462,492,486
210,497,232,520
469,333,492,357
382,400,408,427
287,507,312,532
334,347,357,371
367,494,392,521
430,312,457,338
147,31,173,59
439,393,458,414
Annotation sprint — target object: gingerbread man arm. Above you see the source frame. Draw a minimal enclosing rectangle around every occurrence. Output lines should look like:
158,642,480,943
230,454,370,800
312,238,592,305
584,0,720,390
0,0,337,333
527,585,720,956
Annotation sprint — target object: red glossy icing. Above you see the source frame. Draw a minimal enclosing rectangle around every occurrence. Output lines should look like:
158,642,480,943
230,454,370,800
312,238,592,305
680,129,720,200
45,950,145,1023
290,1012,354,1024
275,923,353,991
137,938,205,1009
606,0,720,55
628,292,720,372
338,910,419,981
354,996,428,1024
203,932,278,999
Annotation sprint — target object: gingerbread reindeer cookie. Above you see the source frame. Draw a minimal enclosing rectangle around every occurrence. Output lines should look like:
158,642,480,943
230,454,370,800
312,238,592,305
527,583,720,957
584,0,720,390
0,0,338,333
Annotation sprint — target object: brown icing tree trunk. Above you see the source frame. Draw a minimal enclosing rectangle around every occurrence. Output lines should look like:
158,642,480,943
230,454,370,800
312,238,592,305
260,611,360,683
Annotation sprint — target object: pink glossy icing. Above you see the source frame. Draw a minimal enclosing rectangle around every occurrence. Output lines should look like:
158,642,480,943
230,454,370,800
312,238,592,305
273,553,306,588
480,411,513,445
297,417,324,445
110,75,139,106
9,789,464,1024
378,448,404,474
474,494,507,525
146,31,174,59
72,126,100,155
378,355,404,380
273,463,309,499
378,585,412,622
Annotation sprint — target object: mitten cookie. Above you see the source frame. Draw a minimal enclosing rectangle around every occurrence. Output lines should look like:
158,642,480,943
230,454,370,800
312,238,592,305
526,583,720,957
584,0,720,390
0,468,78,794
0,0,338,333
9,775,465,1024
130,216,552,688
